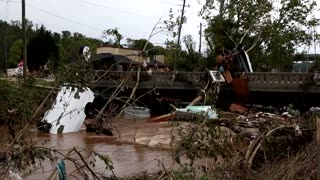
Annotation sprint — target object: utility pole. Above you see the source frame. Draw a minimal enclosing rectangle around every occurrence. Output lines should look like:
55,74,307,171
198,22,202,67
313,25,317,57
4,40,7,77
22,0,27,78
174,0,186,70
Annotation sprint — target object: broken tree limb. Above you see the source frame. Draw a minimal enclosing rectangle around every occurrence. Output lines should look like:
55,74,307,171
246,32,261,53
6,119,30,152
150,112,176,123
222,29,237,46
238,17,257,45
47,149,74,180
31,86,56,120
247,126,291,168
116,66,141,118
169,104,177,110
189,96,203,106
73,148,101,180
91,63,116,86
95,78,126,121
115,15,164,118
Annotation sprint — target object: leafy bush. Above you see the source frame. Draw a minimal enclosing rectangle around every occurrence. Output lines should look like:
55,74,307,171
0,78,49,125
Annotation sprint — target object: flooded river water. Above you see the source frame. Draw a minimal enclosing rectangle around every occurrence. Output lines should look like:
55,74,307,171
24,119,174,179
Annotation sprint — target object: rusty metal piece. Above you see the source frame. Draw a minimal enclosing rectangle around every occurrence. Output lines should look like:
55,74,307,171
229,103,248,114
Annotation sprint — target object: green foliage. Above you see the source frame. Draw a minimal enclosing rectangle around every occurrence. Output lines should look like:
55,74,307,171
57,31,102,64
27,25,59,71
0,20,32,69
163,40,177,69
126,38,165,58
171,116,236,168
165,36,202,71
8,39,23,68
1,20,103,71
10,145,57,171
201,0,319,70
0,79,49,124
55,58,94,92
127,38,151,50
103,28,123,48
93,152,114,171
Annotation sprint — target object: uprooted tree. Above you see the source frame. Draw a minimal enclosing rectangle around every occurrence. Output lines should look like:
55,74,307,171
200,0,319,71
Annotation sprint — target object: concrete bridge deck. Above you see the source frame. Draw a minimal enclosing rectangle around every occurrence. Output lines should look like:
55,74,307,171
93,71,320,93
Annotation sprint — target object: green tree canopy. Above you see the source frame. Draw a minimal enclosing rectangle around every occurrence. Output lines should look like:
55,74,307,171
200,0,319,70
57,31,103,64
102,28,123,48
8,39,23,68
27,25,59,71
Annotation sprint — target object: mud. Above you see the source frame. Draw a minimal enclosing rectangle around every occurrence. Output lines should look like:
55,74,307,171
23,118,174,179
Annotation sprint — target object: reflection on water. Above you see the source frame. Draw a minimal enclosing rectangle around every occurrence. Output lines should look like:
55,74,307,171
25,130,172,179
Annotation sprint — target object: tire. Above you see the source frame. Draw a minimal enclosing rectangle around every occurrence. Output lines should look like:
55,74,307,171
84,102,96,118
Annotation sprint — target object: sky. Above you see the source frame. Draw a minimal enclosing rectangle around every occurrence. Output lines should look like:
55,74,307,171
0,0,204,48
0,0,319,54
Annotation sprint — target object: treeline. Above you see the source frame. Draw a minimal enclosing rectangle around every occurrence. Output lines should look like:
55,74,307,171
3,0,317,73
0,20,214,72
0,20,103,71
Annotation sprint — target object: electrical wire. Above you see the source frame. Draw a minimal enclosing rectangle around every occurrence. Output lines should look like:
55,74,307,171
79,0,166,19
6,0,104,33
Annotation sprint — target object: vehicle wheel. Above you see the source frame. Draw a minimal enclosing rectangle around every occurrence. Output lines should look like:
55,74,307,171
84,102,96,118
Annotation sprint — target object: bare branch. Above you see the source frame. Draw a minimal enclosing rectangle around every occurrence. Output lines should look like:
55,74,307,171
116,67,141,118
143,15,165,51
246,32,261,53
146,47,157,52
73,148,101,180
239,17,257,45
222,29,237,46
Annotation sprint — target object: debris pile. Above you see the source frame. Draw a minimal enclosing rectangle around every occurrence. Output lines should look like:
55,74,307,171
214,104,315,168
218,104,311,139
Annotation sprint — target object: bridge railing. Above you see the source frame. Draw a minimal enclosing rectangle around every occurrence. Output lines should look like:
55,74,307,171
95,71,208,88
94,71,317,91
244,72,313,87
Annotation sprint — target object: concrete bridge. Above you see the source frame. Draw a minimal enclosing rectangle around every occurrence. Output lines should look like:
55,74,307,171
93,71,319,93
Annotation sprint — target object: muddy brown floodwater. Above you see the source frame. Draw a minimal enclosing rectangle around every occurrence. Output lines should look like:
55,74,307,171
24,119,174,179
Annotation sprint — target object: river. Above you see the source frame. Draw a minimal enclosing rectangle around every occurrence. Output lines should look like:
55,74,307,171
23,119,174,179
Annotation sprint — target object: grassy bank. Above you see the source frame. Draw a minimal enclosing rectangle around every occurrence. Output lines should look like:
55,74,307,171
0,78,50,125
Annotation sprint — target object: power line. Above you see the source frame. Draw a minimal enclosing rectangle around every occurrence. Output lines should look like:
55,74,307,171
4,0,178,41
5,0,180,29
28,4,103,32
6,0,104,33
79,0,162,19
156,0,182,6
